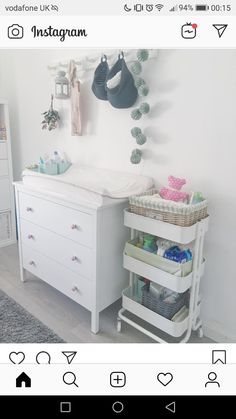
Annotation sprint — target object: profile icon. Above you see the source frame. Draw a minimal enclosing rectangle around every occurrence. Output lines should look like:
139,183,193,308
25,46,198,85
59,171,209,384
205,372,220,388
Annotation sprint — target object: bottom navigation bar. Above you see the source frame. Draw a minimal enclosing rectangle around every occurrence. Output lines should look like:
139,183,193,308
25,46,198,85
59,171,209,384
0,395,234,416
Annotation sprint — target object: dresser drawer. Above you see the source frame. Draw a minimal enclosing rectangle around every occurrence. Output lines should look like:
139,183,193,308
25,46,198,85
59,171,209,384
19,192,93,247
20,219,92,280
0,142,7,159
22,244,92,310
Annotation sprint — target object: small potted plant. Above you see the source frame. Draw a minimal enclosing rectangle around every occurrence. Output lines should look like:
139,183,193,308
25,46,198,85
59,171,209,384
42,94,60,131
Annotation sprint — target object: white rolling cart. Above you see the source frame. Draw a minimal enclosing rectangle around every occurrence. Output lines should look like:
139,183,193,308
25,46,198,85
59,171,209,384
117,209,209,342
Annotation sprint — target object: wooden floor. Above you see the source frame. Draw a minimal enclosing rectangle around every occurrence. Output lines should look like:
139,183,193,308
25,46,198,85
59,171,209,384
0,244,213,343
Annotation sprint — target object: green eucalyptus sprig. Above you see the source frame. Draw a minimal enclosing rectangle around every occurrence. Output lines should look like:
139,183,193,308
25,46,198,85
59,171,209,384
42,94,60,131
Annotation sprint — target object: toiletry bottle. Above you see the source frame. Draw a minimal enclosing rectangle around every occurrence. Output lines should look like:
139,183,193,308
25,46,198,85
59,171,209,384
53,150,62,163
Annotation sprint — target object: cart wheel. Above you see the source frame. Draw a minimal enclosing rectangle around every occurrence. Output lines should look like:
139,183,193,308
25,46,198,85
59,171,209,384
117,318,122,333
197,327,204,339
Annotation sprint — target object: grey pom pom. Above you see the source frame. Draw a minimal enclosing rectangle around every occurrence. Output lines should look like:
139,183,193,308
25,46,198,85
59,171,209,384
131,109,142,120
130,149,142,164
136,133,147,145
131,127,142,138
139,102,150,114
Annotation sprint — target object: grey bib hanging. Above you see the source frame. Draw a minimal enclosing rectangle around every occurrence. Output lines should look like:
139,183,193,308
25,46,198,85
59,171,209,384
91,55,109,100
106,53,138,109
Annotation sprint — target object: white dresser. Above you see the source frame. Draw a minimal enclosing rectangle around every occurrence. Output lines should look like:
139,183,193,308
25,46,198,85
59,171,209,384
14,183,129,333
0,101,16,247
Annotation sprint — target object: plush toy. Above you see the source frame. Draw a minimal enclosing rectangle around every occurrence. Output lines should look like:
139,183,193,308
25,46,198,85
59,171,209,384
168,175,186,190
160,175,189,203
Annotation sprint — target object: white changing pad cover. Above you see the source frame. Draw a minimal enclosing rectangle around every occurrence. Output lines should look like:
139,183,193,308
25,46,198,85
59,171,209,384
22,165,154,205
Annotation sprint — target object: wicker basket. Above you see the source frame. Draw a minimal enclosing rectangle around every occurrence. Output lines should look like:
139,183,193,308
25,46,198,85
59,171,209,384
129,188,208,227
141,284,188,320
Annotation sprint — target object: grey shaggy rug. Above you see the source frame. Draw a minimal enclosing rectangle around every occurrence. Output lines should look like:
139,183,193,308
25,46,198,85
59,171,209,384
0,290,65,343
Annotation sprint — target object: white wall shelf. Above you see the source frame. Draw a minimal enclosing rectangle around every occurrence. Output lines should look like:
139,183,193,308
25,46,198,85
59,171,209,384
0,102,16,248
118,209,209,343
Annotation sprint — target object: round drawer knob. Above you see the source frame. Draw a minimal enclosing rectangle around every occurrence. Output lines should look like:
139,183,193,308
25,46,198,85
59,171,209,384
71,256,80,262
71,224,79,230
29,260,35,266
26,207,33,212
72,286,79,293
28,234,34,240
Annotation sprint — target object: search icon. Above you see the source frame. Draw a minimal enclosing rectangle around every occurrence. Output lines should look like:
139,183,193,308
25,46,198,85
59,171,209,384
63,372,78,387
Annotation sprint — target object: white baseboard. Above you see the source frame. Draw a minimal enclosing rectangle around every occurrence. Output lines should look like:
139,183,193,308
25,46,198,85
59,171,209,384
203,319,236,343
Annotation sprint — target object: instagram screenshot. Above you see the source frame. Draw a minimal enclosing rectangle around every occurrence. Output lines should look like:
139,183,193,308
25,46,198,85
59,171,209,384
0,0,235,415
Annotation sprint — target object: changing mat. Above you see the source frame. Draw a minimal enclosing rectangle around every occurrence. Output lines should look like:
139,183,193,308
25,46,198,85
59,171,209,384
22,165,154,206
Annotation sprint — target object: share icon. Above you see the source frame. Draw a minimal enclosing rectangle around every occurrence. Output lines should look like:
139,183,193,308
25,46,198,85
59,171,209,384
212,24,228,38
62,351,77,364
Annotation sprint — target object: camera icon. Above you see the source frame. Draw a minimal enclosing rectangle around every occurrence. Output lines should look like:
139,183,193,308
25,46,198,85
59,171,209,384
8,24,24,39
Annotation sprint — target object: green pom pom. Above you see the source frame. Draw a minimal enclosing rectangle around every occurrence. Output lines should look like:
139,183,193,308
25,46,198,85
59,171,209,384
136,133,147,145
131,109,142,120
135,78,146,89
139,102,150,115
130,61,142,75
131,127,142,138
137,49,149,62
138,85,149,97
130,149,142,164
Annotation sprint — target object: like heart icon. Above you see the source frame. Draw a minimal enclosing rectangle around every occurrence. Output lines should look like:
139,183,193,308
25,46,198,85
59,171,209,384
9,351,25,364
157,372,173,386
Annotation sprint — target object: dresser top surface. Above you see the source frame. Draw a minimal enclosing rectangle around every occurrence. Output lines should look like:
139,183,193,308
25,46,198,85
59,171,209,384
14,181,128,212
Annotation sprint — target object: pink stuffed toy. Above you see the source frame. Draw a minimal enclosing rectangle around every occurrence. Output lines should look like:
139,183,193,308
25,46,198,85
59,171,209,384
160,176,189,203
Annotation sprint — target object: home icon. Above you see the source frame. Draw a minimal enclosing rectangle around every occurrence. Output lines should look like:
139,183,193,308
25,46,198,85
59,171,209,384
16,372,31,388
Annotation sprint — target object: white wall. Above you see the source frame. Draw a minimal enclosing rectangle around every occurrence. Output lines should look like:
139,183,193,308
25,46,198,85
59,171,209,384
0,48,236,341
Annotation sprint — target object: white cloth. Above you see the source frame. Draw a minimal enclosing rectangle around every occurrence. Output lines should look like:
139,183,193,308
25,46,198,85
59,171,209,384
69,60,82,136
106,71,122,89
22,164,154,199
